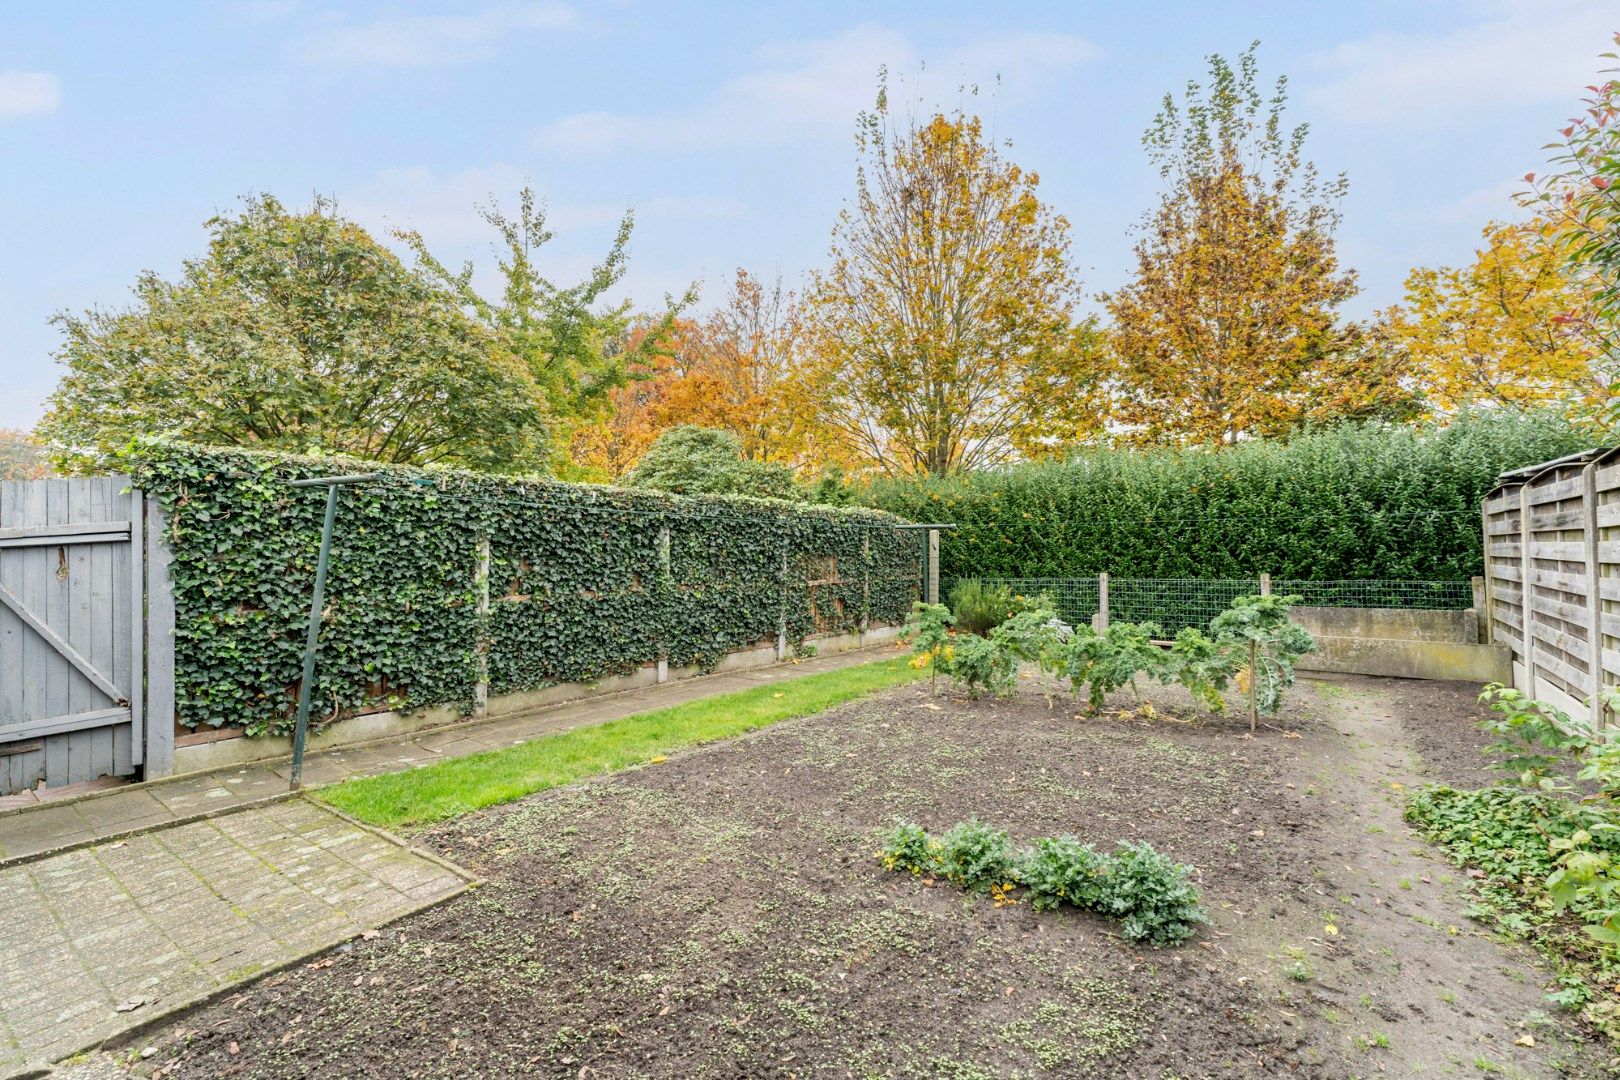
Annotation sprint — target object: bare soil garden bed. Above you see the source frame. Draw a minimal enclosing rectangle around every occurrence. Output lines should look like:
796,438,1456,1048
116,675,1608,1078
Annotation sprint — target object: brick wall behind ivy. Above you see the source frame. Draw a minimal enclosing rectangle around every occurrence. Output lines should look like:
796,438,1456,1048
133,444,919,737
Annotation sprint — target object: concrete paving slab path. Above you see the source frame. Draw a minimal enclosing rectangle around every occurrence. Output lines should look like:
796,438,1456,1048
0,798,470,1077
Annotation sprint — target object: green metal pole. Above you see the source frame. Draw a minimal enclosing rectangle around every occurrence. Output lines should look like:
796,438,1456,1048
290,484,339,791
286,472,375,791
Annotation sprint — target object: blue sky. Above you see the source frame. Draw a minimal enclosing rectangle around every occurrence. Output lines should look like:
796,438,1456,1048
1,0,1615,429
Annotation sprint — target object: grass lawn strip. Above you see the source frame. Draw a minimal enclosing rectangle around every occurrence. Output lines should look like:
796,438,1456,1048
316,656,922,829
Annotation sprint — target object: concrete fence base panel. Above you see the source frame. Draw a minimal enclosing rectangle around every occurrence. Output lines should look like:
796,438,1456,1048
1289,605,1509,684
171,624,899,776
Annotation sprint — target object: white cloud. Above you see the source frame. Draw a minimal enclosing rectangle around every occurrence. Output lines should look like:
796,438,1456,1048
343,165,747,247
535,24,1097,155
300,3,576,67
1431,177,1535,225
0,71,60,117
1306,0,1616,126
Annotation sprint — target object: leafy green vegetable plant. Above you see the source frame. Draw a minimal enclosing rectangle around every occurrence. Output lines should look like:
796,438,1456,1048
1165,627,1236,712
941,634,1018,698
879,820,938,876
877,820,1208,947
1053,620,1166,709
1101,840,1210,946
936,818,1018,892
1018,836,1109,912
1210,594,1314,730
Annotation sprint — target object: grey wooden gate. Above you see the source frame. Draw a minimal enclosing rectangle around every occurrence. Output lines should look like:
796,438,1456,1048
0,476,173,795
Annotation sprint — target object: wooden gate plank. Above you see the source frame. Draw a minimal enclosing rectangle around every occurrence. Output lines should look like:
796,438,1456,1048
0,582,125,704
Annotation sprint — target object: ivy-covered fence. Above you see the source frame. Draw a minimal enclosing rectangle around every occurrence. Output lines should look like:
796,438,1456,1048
132,444,919,737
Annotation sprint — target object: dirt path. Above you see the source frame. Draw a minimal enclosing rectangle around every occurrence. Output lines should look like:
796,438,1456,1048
61,677,1610,1079
1230,677,1604,1077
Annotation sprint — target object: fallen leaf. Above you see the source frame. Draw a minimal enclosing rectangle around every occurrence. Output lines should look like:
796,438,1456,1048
1323,924,1338,936
1516,1034,1535,1047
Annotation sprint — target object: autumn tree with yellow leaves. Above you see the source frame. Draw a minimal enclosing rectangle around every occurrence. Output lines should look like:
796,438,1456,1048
1104,45,1406,446
1385,216,1606,414
801,89,1101,477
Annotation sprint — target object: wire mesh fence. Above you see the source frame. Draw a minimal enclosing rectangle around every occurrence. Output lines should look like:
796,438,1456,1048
1272,579,1474,610
1110,578,1255,634
945,575,1476,635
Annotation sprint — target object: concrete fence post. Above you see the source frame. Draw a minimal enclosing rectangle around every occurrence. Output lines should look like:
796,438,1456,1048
1470,576,1487,645
860,533,871,647
474,534,490,715
925,528,940,605
1094,572,1110,632
656,526,671,683
1259,572,1271,597
776,548,790,661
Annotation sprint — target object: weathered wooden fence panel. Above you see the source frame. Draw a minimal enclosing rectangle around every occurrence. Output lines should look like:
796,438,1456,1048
1483,449,1620,723
0,476,172,794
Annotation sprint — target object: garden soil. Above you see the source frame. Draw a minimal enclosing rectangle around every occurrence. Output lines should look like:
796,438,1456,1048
89,675,1612,1078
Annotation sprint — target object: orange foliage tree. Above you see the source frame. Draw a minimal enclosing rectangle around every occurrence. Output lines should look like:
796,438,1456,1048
572,270,830,478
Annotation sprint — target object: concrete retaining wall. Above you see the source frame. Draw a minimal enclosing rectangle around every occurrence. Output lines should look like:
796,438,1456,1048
1291,605,1509,683
172,624,899,776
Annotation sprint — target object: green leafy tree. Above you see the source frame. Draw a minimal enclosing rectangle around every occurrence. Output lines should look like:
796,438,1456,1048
621,425,800,499
402,187,696,471
42,194,547,473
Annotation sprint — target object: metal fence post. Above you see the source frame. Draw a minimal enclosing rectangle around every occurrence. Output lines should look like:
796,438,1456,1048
287,472,376,792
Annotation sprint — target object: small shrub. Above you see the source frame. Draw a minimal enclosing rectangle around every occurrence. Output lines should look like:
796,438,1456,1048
936,818,1017,893
947,579,1017,636
1100,840,1209,946
1018,835,1109,912
948,580,1050,636
879,820,938,876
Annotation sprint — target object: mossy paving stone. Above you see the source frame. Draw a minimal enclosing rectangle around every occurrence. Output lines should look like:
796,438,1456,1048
102,679,1605,1078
